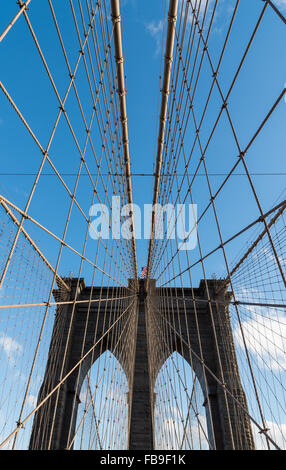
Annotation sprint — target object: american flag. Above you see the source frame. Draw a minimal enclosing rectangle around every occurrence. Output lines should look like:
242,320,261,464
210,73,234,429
141,266,147,278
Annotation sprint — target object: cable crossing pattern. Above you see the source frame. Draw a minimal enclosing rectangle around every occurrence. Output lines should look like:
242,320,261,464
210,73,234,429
0,0,285,450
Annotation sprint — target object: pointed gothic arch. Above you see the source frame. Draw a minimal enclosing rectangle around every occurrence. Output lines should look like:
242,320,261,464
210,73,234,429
154,352,209,450
74,350,129,450
29,279,134,450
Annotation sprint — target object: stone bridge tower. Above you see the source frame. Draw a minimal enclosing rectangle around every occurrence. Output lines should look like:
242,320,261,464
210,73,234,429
29,278,255,450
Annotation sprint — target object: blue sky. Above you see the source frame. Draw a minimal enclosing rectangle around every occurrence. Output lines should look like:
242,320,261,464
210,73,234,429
0,1,285,286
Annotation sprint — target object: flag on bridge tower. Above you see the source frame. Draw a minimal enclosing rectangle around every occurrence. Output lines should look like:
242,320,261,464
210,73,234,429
141,266,147,278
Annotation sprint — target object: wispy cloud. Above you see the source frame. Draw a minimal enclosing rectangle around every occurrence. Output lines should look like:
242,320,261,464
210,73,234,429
145,20,164,57
253,420,286,450
145,0,229,56
26,394,37,408
156,413,208,449
233,287,286,372
0,333,22,367
273,0,286,12
234,309,286,372
157,404,286,449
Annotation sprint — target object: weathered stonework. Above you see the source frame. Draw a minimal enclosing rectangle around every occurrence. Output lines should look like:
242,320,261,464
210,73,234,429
147,279,255,450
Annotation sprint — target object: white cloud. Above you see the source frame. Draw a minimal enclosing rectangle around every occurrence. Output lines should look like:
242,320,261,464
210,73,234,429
234,308,286,372
145,0,227,56
145,20,164,56
261,246,286,269
232,285,286,372
145,1,212,56
253,420,286,450
188,414,209,449
146,20,164,36
26,394,37,408
79,388,89,405
155,413,208,449
273,0,286,12
0,334,22,366
157,412,286,450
